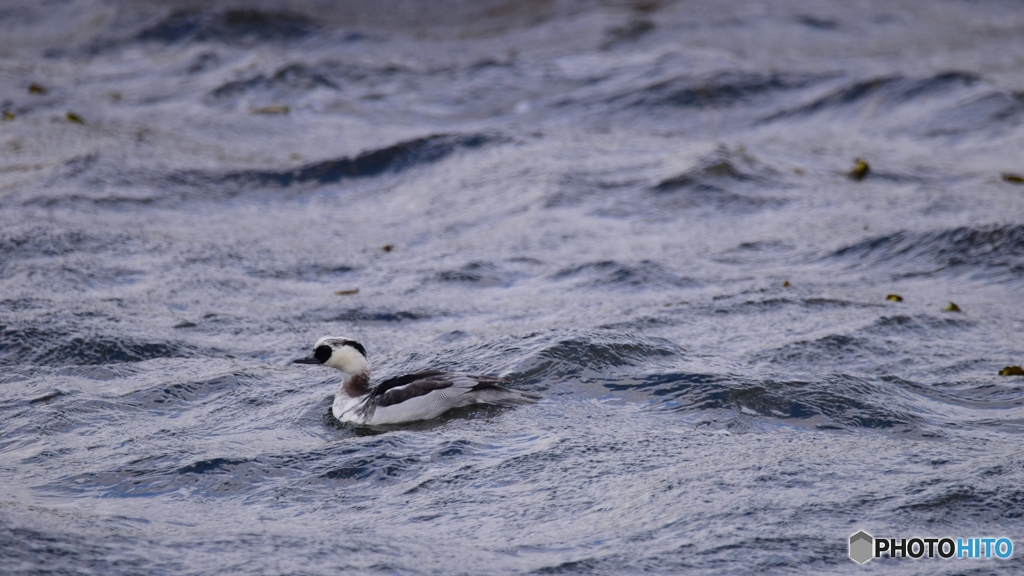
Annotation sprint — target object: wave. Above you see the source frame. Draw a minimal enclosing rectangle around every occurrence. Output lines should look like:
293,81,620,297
194,132,496,188
20,133,499,207
653,148,772,189
0,325,195,366
48,436,420,498
762,72,1024,136
751,312,971,375
575,147,785,219
609,71,826,109
543,172,643,209
325,308,427,323
549,260,698,290
896,463,1024,521
0,226,117,260
757,333,893,368
245,263,356,281
129,374,239,411
829,224,1024,280
865,314,973,336
708,296,864,314
503,330,962,435
433,261,513,287
765,73,977,119
726,375,924,431
507,330,684,386
924,90,1024,137
208,63,339,100
641,147,786,213
136,9,317,44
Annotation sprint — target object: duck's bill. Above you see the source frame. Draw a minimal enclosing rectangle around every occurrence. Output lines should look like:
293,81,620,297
292,356,321,364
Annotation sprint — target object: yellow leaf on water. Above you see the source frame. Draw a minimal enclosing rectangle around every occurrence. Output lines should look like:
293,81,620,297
65,112,85,124
334,288,359,296
999,366,1024,376
1002,173,1024,184
848,158,870,181
943,302,961,312
251,105,290,115
885,294,903,302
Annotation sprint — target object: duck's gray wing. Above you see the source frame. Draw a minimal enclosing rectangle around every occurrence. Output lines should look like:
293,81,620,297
373,371,453,407
373,372,540,408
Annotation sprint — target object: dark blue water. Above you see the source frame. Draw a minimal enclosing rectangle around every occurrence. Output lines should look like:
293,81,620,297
2,0,1024,573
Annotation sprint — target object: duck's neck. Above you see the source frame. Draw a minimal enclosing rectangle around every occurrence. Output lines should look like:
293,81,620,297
340,371,372,398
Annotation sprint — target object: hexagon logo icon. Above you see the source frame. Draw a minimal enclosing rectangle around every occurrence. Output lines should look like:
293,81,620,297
850,531,874,564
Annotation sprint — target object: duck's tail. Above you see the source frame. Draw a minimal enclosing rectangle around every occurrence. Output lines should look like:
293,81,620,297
468,378,541,406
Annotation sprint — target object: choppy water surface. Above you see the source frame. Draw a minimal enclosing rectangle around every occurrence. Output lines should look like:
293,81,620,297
2,0,1024,573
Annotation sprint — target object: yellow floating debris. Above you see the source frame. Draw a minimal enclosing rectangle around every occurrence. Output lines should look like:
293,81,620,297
848,158,870,181
782,280,791,288
2,111,13,121
999,366,1024,376
1002,173,1024,184
334,288,359,296
65,112,84,124
252,105,290,115
885,294,903,302
382,244,393,252
28,83,46,95
943,302,961,313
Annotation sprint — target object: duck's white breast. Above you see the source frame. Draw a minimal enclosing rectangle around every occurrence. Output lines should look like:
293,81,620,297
332,394,365,423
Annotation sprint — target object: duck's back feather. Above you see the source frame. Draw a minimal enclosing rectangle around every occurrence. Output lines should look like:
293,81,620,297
374,371,453,407
344,372,539,425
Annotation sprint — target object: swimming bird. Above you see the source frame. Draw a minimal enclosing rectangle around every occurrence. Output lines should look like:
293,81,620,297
294,336,540,425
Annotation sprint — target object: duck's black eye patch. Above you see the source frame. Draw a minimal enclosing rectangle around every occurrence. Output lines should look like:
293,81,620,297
314,344,332,364
345,341,367,358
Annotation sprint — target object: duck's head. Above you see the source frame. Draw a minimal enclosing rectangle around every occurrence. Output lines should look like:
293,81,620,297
293,336,369,375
